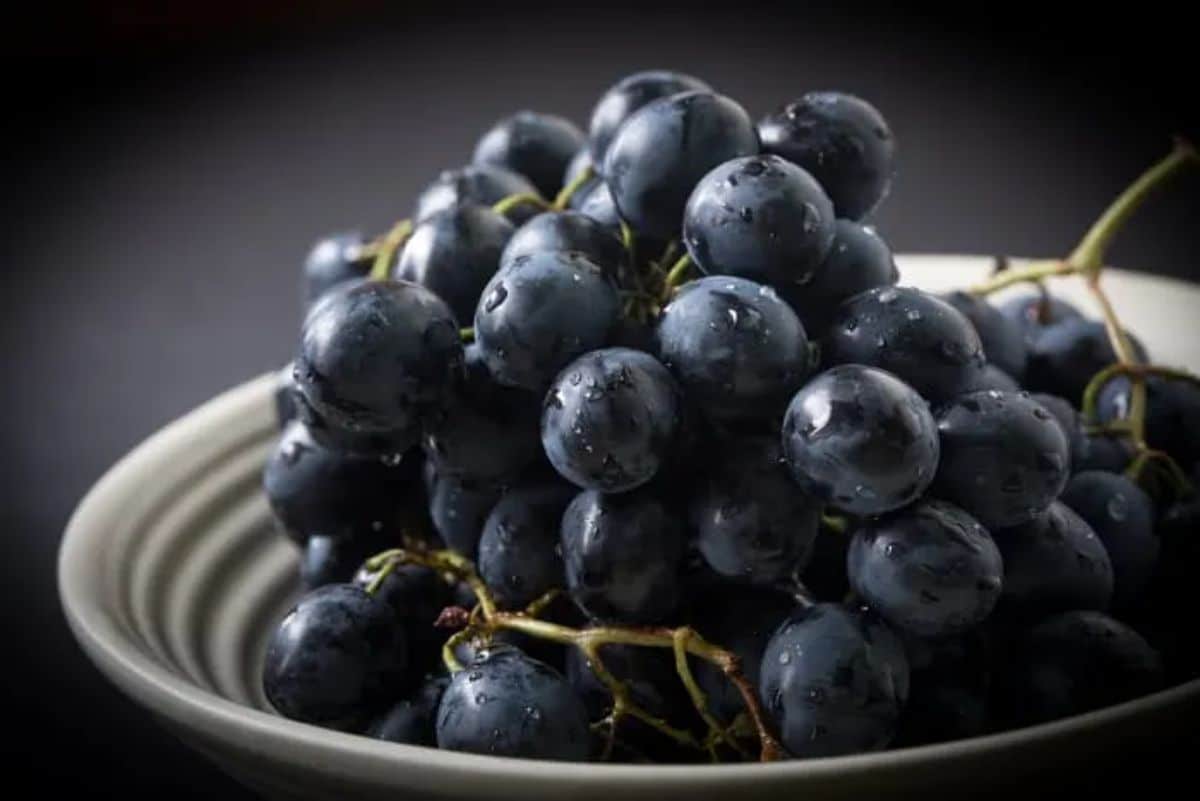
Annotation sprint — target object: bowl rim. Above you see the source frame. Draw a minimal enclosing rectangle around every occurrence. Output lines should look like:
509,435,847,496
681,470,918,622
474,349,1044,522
58,254,1200,786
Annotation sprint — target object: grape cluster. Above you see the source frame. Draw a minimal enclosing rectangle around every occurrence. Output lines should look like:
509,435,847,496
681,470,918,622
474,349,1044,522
260,70,1200,764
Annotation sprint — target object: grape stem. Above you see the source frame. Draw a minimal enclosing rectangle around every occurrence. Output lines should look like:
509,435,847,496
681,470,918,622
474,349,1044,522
362,546,785,763
459,327,475,344
964,140,1199,499
663,254,694,294
553,166,595,211
368,219,414,281
492,192,552,217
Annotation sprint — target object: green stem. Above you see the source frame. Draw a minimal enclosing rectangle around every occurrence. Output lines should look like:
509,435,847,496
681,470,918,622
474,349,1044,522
619,222,636,262
663,254,694,293
967,259,1075,297
672,628,750,760
460,327,475,343
492,192,552,217
820,513,849,534
1069,138,1198,278
553,165,595,210
368,219,414,281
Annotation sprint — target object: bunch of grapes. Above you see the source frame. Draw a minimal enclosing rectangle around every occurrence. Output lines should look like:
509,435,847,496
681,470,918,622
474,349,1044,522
259,69,1200,764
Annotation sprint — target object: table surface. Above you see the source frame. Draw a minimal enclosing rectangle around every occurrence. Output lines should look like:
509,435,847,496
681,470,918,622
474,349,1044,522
6,6,1199,799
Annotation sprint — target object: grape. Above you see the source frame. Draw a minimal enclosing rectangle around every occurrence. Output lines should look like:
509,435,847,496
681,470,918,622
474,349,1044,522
477,482,575,609
603,91,759,239
560,487,686,624
303,231,371,306
295,280,463,436
1024,318,1148,403
473,111,586,199
992,501,1113,619
822,286,985,405
758,604,908,758
301,533,393,591
563,148,597,203
290,388,420,456
1094,373,1200,467
757,93,895,220
781,364,939,516
436,645,591,761
690,436,822,583
1074,432,1135,474
576,180,623,234
542,348,683,493
415,164,540,223
393,204,514,324
263,421,424,546
352,563,452,678
689,586,798,722
941,291,1029,380
931,390,1069,530
964,364,1021,393
475,251,619,392
369,676,449,746
500,210,630,281
997,292,1082,344
422,344,541,486
587,69,712,167
682,154,835,288
655,276,811,422
263,584,409,727
782,219,898,336
1060,471,1158,607
847,500,1003,638
428,476,502,559
273,362,299,429
995,611,1162,727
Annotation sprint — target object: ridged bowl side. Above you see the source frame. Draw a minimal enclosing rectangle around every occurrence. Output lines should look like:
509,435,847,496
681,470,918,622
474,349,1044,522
59,256,1200,801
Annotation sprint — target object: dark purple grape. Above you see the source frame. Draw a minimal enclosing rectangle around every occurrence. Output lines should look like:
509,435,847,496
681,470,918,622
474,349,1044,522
941,291,1029,381
587,69,712,167
1024,318,1148,403
822,286,985,405
476,482,574,609
368,676,449,746
1094,373,1200,468
932,391,1070,530
415,164,539,223
303,231,371,306
500,210,630,281
781,364,939,516
473,111,586,199
757,93,895,220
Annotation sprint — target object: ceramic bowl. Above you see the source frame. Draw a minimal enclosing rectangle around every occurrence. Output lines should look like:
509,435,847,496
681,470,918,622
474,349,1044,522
59,256,1200,800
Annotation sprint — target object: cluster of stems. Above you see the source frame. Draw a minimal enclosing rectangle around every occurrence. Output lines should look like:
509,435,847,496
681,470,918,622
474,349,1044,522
968,138,1200,498
362,545,785,763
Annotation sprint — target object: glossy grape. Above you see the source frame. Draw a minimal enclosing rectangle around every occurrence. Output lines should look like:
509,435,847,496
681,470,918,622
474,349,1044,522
822,286,985,404
263,421,423,546
473,111,587,199
682,154,835,288
542,348,683,493
477,482,575,609
352,563,452,678
604,91,759,239
847,501,1003,637
428,476,502,559
1024,318,1147,403
781,364,939,516
588,70,712,166
758,92,895,220
941,290,1029,380
394,204,514,324
1094,373,1200,467
436,645,591,761
295,280,462,435
655,276,811,421
560,487,686,623
758,604,908,758
369,676,449,746
782,219,898,336
992,501,1113,619
475,251,619,392
263,584,408,727
690,436,822,583
932,390,1070,530
1060,470,1158,607
500,210,630,281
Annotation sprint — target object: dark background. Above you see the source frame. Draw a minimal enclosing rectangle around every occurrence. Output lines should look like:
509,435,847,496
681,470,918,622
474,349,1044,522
5,2,1199,798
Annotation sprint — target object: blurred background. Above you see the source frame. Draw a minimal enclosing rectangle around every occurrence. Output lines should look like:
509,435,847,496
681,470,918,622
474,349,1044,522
5,2,1198,798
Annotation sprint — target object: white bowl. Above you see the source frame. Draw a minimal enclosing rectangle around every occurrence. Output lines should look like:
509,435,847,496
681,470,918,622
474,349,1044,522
59,255,1200,800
